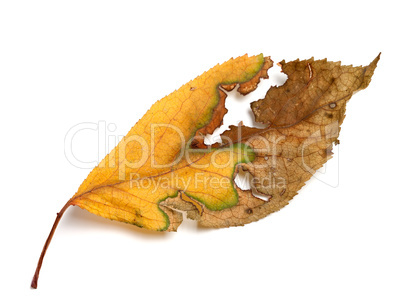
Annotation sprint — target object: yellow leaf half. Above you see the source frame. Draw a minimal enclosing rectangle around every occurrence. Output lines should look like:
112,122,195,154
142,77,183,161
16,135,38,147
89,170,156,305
68,54,269,231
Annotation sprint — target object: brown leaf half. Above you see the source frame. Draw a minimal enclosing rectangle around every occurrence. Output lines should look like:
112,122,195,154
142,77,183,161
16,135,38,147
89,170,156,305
178,54,380,228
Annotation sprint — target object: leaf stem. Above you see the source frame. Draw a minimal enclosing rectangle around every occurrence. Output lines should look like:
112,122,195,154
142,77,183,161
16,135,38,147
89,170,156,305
31,202,71,289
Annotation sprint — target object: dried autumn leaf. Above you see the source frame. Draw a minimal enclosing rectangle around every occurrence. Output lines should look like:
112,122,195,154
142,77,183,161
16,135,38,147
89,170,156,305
31,53,379,288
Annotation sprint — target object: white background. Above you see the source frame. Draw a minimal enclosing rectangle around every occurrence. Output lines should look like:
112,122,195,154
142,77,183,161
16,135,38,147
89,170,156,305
1,1,401,307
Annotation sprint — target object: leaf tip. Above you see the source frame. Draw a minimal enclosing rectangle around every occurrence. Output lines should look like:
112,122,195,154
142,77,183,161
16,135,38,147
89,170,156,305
374,52,381,63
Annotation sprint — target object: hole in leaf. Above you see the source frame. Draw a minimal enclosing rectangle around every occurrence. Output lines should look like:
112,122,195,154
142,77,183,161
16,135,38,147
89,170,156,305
204,61,287,145
234,167,269,202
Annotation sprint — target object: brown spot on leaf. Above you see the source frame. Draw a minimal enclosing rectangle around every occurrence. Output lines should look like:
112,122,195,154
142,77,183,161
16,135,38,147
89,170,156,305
237,56,273,95
191,89,228,148
221,83,236,91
